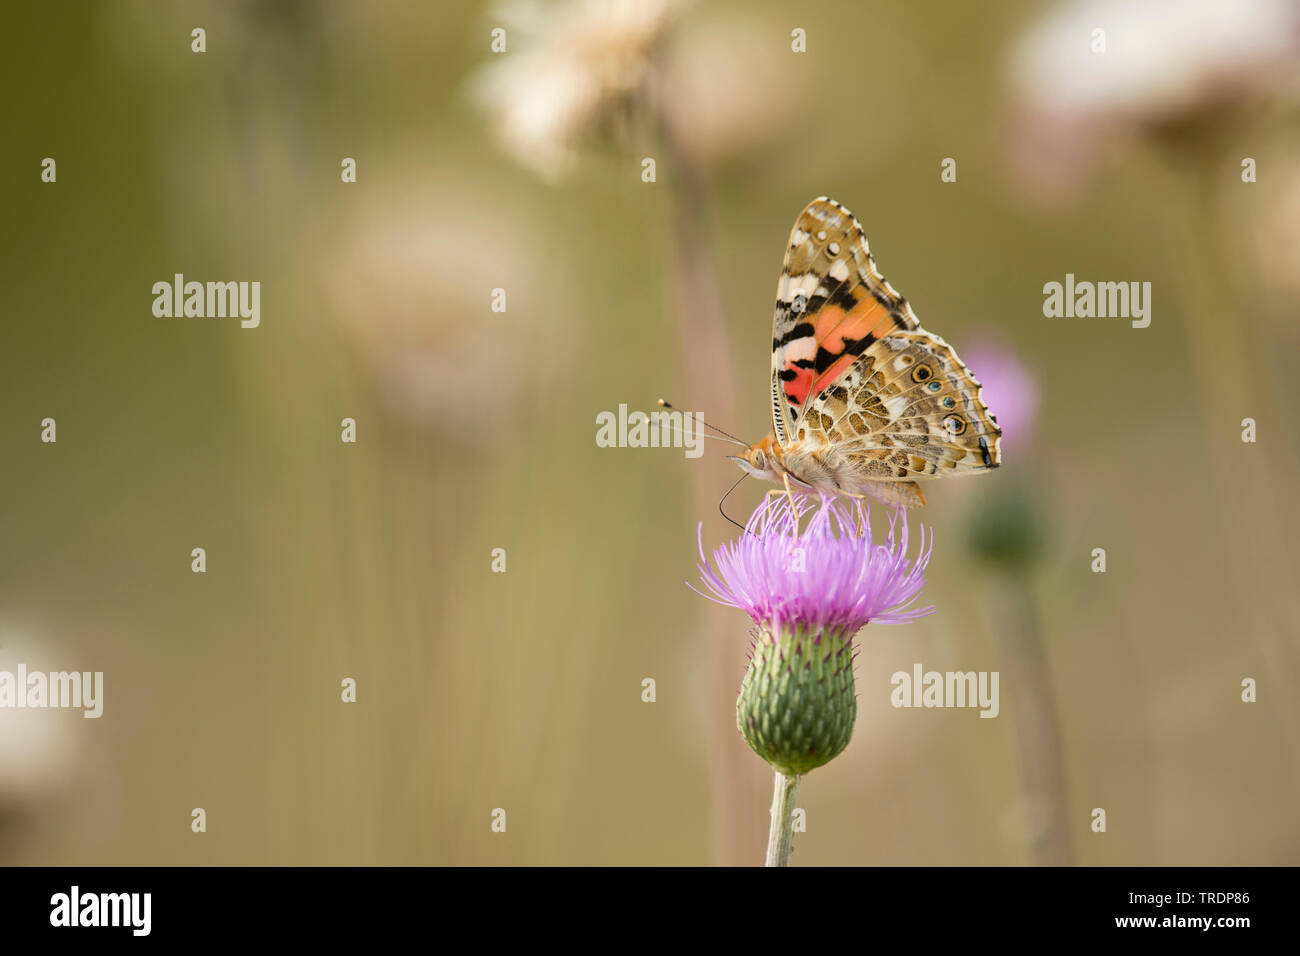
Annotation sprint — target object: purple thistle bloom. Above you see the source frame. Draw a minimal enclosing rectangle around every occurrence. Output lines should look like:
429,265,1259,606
692,493,934,638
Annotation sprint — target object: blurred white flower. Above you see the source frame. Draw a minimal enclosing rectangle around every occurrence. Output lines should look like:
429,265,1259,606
661,10,807,170
0,633,84,812
471,0,690,183
1008,0,1300,194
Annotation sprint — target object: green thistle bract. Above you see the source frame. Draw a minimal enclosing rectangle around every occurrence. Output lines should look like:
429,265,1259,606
737,623,857,775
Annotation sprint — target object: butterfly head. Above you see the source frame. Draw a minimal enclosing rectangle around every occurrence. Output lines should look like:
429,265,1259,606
727,434,781,481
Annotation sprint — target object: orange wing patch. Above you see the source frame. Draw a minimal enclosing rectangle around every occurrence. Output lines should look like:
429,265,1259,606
777,296,905,414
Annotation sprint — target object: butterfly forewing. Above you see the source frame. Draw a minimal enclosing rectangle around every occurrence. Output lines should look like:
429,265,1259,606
770,198,918,443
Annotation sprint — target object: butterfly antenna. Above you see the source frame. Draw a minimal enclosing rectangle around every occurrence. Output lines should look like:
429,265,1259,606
718,472,749,533
656,399,747,446
652,398,751,533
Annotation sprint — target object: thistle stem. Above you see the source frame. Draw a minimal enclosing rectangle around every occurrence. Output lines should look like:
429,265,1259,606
765,772,801,867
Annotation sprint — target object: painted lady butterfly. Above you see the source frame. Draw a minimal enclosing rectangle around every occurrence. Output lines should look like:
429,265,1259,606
728,197,1001,508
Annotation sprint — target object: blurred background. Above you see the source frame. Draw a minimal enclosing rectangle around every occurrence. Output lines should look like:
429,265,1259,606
1,0,1298,865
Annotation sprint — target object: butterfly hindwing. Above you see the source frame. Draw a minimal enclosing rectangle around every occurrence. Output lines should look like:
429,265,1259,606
799,331,1002,479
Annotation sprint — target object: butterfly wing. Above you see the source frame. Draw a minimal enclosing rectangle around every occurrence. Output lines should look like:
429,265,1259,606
770,197,919,444
803,331,1002,477
770,198,1001,492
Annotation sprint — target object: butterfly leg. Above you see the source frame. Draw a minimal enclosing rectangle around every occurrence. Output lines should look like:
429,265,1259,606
765,485,797,510
782,472,801,523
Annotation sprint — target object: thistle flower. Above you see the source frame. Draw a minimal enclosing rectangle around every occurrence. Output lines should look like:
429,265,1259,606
696,494,933,637
693,494,932,778
693,493,932,865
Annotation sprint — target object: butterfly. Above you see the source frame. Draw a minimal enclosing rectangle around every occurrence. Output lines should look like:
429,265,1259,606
728,197,1001,508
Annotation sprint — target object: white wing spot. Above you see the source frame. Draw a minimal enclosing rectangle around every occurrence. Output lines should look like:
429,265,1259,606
827,242,840,255
781,272,822,298
828,259,850,282
781,337,818,363
815,230,827,241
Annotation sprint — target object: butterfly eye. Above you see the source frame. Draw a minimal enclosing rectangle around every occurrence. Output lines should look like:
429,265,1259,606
911,365,933,383
942,414,966,435
752,450,767,470
926,381,942,392
942,396,956,409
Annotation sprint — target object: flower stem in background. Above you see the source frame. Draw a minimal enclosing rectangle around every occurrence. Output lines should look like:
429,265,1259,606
995,577,1069,866
967,476,1069,864
765,772,801,867
652,64,753,865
